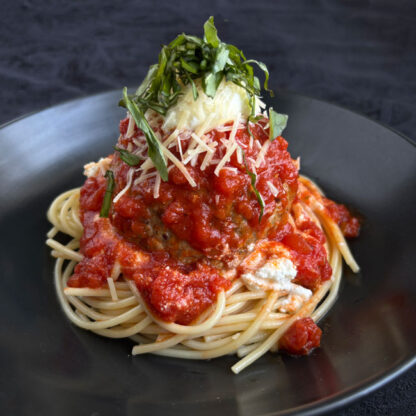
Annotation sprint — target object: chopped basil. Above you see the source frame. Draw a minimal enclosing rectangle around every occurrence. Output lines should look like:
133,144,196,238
212,44,229,74
114,146,141,166
203,71,223,98
188,75,199,100
269,108,288,141
203,16,220,48
121,88,168,181
180,57,199,74
243,60,273,96
100,170,115,218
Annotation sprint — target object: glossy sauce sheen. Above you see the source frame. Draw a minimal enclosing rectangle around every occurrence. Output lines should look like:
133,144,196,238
68,117,359,352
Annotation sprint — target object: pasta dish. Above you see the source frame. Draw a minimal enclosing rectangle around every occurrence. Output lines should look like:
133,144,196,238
46,17,360,373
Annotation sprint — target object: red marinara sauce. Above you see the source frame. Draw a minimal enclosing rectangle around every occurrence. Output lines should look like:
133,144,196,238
67,114,359,339
68,175,230,324
323,198,360,238
267,205,332,291
279,317,322,355
68,117,298,325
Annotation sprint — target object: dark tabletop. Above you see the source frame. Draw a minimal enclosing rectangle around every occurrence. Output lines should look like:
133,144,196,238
1,0,415,414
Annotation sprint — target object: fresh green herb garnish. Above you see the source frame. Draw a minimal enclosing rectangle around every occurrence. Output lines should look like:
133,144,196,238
122,88,168,181
100,170,115,218
114,146,141,166
269,108,288,141
119,16,273,181
203,16,220,47
242,150,264,222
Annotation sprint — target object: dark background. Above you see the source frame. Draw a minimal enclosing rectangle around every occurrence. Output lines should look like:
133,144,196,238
1,0,415,414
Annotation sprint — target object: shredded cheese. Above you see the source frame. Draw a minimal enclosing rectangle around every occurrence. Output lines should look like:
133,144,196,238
228,113,241,144
214,141,238,176
267,181,279,197
177,135,184,160
126,114,136,138
191,133,213,153
237,146,243,164
153,173,161,199
163,129,180,147
200,143,217,171
255,140,270,168
113,168,134,203
182,147,203,165
134,170,157,186
161,146,196,187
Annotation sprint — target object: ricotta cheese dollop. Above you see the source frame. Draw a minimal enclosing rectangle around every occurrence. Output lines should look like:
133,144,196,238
162,80,264,134
241,256,312,313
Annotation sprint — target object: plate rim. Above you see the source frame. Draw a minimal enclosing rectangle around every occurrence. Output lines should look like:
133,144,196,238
1,89,415,416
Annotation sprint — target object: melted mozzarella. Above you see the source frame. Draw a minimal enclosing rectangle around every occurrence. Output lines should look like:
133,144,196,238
162,80,265,134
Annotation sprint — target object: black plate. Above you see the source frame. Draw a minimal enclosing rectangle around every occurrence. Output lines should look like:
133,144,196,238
1,91,415,416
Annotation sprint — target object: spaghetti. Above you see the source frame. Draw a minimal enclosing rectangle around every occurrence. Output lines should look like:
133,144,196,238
46,175,358,374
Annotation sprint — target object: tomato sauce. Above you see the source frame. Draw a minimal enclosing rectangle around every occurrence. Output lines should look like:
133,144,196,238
323,198,360,238
68,176,230,324
266,210,332,291
68,116,359,336
279,317,322,355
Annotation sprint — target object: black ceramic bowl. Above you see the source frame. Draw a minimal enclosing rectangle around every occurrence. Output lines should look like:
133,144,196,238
0,91,415,416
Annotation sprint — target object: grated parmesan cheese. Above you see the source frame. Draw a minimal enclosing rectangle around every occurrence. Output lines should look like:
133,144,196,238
214,141,238,176
161,146,196,187
177,135,184,160
200,143,217,171
113,168,134,203
228,113,241,144
191,133,213,153
153,174,161,199
267,181,279,197
255,140,270,168
236,146,243,164
126,114,136,138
